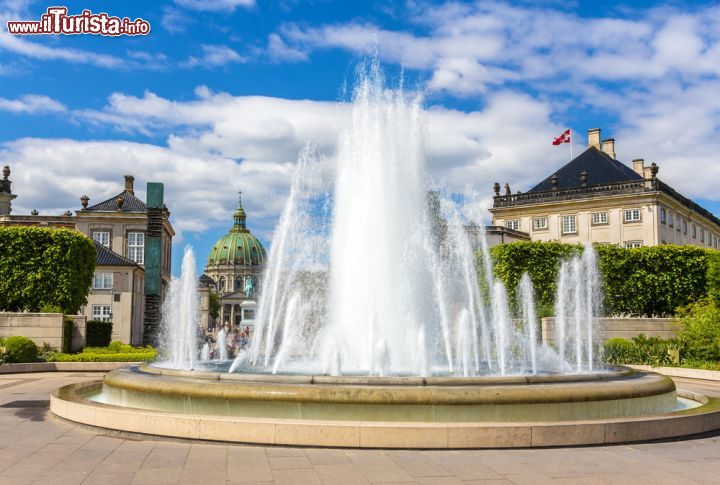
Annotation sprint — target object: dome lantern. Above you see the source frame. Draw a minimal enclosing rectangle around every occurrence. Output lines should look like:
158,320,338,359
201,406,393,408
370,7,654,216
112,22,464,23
232,191,247,232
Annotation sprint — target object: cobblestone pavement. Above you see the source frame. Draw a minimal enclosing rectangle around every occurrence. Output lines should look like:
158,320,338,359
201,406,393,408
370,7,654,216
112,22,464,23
1,371,720,485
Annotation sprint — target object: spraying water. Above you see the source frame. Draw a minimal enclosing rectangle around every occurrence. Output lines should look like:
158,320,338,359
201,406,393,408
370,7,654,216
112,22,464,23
159,61,602,377
554,245,600,372
159,247,200,370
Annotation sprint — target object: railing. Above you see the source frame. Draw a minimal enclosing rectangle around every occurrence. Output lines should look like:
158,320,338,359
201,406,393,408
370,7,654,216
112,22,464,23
492,178,720,228
493,180,654,208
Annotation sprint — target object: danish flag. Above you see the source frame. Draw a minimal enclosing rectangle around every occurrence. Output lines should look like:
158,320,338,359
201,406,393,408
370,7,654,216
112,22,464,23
552,129,571,145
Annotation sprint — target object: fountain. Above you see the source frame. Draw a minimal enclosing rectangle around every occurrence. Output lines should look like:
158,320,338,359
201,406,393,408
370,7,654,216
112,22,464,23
51,60,720,448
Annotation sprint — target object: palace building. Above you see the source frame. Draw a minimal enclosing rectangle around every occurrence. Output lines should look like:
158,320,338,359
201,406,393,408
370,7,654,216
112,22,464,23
490,128,720,249
202,193,267,333
0,169,174,345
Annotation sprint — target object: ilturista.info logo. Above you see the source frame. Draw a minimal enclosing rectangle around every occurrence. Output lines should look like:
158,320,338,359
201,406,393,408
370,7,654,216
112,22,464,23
7,6,151,36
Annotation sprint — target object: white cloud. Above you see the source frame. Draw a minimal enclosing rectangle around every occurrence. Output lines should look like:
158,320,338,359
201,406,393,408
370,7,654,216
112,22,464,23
271,3,720,97
0,94,65,114
183,44,246,68
4,86,564,241
173,0,255,12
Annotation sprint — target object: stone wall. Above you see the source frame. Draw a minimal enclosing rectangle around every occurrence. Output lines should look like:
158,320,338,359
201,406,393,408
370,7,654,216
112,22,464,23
0,313,86,351
541,317,678,345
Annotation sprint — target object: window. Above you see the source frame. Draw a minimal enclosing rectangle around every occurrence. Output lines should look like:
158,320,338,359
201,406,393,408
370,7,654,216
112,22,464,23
701,229,705,243
92,304,112,322
93,272,113,289
660,207,666,224
624,241,643,249
591,212,608,225
532,217,547,231
668,213,674,228
219,277,225,292
683,220,688,235
561,215,577,234
92,231,110,247
692,225,697,239
505,220,520,230
676,217,681,232
128,232,145,264
624,209,641,223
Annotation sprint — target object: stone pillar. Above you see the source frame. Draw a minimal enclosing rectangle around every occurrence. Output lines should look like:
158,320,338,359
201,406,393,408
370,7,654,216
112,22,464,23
143,182,164,347
0,165,17,216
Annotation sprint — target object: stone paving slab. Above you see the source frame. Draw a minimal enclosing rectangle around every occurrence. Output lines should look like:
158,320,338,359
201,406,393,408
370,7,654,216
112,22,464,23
0,372,720,484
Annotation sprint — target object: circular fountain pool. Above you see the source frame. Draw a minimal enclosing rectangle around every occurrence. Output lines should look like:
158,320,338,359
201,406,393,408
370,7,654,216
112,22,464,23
51,364,720,448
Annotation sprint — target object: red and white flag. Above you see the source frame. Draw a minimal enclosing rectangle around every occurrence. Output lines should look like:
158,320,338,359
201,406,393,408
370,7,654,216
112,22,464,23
552,129,571,145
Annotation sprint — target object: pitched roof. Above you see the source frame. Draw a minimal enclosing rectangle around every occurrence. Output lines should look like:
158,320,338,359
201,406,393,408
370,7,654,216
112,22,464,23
528,146,643,193
94,241,139,267
84,190,147,213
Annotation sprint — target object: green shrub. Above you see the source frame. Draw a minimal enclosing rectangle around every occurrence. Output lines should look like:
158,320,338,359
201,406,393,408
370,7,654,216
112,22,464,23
86,320,112,347
676,297,720,361
490,241,581,312
490,242,717,317
0,227,96,314
706,251,720,306
107,340,132,353
602,338,635,364
50,345,157,362
3,336,38,363
38,342,57,362
601,335,681,366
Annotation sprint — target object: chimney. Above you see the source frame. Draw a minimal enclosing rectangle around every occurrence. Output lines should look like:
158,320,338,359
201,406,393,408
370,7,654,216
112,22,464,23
124,175,135,195
632,159,645,176
588,128,601,149
601,138,616,159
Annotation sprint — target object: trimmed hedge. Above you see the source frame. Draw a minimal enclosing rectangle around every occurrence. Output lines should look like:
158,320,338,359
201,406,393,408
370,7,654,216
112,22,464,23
62,317,73,354
0,227,96,314
50,351,156,362
50,343,156,362
490,242,720,317
86,320,113,347
3,336,38,363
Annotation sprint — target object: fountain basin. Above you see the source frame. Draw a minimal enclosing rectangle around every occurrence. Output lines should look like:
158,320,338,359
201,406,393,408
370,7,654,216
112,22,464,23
50,365,720,448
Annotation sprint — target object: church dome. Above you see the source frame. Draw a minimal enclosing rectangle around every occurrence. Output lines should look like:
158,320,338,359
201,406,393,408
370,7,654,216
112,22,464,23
207,193,267,267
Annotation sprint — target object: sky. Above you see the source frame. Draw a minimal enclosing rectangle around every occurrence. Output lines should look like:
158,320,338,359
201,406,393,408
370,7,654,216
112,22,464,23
2,0,720,276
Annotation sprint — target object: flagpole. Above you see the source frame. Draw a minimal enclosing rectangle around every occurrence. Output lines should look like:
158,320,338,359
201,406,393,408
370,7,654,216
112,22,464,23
570,128,573,161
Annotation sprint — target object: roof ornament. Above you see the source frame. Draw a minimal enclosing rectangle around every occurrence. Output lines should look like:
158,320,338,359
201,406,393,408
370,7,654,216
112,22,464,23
551,174,558,190
2,166,9,180
493,182,500,196
80,195,89,209
650,163,659,180
31,209,38,216
504,183,511,196
116,196,124,211
580,170,589,187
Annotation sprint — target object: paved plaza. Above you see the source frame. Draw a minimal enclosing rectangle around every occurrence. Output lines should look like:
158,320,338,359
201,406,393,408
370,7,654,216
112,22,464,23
1,372,720,484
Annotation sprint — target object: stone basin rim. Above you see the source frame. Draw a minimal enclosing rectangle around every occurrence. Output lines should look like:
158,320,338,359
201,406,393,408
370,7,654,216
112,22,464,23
105,366,675,406
140,363,634,386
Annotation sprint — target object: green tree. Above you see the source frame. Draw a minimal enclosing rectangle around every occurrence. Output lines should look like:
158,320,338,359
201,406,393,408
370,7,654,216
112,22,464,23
0,227,96,314
209,291,220,320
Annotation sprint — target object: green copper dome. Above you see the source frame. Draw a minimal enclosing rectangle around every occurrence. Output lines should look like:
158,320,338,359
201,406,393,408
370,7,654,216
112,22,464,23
207,193,267,267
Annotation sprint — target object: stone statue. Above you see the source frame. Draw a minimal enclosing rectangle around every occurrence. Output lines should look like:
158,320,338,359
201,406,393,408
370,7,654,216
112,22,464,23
504,183,511,196
243,276,254,297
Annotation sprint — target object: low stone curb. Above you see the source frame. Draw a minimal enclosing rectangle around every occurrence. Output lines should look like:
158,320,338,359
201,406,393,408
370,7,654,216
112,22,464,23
0,362,137,374
51,381,720,449
629,365,720,382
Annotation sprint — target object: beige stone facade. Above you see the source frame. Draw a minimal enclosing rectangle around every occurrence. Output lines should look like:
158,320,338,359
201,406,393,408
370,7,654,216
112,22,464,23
0,172,174,346
490,129,720,249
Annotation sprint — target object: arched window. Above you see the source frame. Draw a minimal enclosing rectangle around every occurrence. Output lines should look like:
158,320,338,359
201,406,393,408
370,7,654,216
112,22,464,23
219,277,225,292
235,276,243,292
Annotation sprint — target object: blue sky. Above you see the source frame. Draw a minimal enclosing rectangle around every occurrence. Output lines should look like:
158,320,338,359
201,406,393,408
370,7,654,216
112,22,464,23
2,0,720,276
